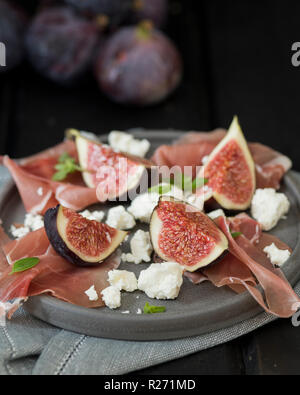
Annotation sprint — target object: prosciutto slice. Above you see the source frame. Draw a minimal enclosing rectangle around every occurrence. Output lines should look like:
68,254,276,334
210,216,300,318
0,227,121,318
1,140,100,214
185,213,299,317
152,130,292,189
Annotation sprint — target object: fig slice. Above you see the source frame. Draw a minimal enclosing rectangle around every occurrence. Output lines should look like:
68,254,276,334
150,196,228,272
202,116,256,210
71,130,153,202
44,205,127,267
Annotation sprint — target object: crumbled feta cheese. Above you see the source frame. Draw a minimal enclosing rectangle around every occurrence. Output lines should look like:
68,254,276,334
108,270,138,292
185,194,204,211
80,210,105,222
10,225,30,239
128,193,160,224
251,188,290,231
84,285,99,301
122,230,153,264
106,206,136,230
121,311,130,314
138,262,184,300
101,286,121,309
37,187,43,196
162,184,184,200
207,209,226,220
24,213,44,231
108,131,150,158
263,243,291,267
137,308,142,315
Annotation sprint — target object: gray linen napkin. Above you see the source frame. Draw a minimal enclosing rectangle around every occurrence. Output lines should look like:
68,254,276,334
0,167,298,375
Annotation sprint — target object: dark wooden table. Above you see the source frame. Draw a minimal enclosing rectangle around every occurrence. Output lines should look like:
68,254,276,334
1,0,300,375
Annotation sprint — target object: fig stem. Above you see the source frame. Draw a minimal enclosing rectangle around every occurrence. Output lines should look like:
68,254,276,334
136,20,154,40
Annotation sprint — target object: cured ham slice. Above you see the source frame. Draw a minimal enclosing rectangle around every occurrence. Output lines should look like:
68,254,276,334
211,216,300,318
2,154,99,215
185,213,299,317
152,130,292,189
0,227,121,318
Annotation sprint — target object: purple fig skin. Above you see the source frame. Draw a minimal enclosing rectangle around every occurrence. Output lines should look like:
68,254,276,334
0,0,27,73
64,0,133,27
44,206,102,267
25,6,100,85
94,25,183,106
132,0,168,28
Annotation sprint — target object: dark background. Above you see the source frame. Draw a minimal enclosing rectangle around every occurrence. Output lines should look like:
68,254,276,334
1,0,300,375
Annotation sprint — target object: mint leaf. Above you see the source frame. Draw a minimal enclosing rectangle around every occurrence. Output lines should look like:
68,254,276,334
148,184,173,195
192,177,209,191
52,153,83,181
10,257,40,275
231,232,242,239
143,302,166,314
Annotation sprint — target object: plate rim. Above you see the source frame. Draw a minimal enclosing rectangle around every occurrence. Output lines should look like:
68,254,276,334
1,130,300,341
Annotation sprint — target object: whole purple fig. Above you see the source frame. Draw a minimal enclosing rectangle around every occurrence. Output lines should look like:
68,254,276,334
26,6,100,84
95,23,183,106
0,0,27,73
132,0,168,27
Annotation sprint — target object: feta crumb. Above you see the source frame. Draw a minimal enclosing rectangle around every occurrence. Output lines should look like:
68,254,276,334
138,262,184,300
251,188,290,231
121,311,130,314
108,270,138,292
207,209,226,220
137,308,142,315
122,230,153,264
84,285,99,302
263,243,291,267
128,193,160,224
24,213,44,231
101,286,121,310
185,194,204,211
10,225,30,239
37,187,43,196
108,131,151,158
80,209,105,222
106,206,136,230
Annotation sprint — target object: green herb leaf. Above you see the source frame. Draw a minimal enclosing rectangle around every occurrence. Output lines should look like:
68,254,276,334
231,232,243,239
10,257,40,275
148,184,173,195
143,302,166,314
52,153,83,181
192,177,209,191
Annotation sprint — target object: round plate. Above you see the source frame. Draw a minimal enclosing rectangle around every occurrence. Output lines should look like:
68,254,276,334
1,130,300,341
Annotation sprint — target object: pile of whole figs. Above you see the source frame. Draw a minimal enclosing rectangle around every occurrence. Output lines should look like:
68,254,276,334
0,0,183,106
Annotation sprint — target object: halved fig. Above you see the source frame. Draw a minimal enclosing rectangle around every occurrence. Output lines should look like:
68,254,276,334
44,205,127,267
202,116,256,210
150,196,228,272
70,129,153,201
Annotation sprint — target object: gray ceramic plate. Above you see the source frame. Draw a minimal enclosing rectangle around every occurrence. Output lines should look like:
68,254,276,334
1,130,300,341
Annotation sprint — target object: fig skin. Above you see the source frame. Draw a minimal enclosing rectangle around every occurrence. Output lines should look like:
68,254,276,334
94,24,183,106
203,117,256,211
0,0,27,73
132,0,168,28
73,131,156,202
25,6,100,85
44,205,126,267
